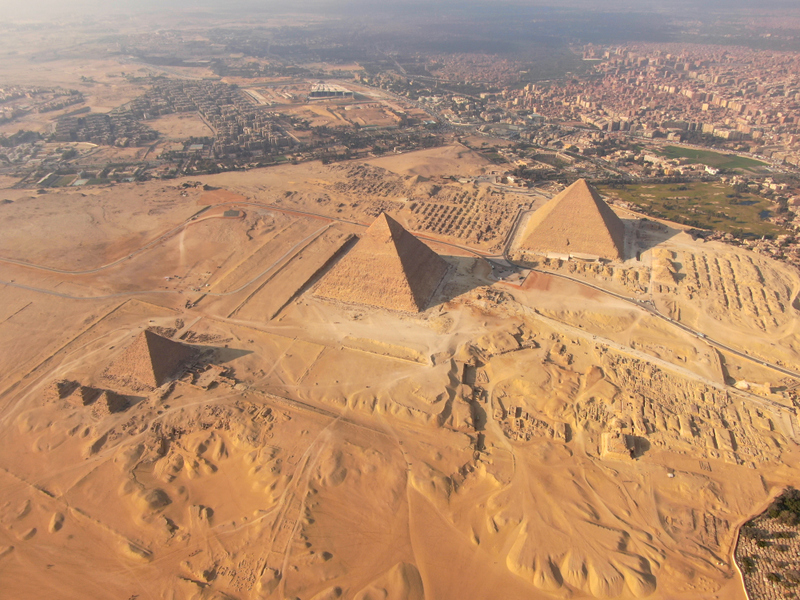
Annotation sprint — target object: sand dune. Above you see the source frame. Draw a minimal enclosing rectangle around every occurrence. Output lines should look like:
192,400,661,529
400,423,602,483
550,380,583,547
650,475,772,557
1,160,799,600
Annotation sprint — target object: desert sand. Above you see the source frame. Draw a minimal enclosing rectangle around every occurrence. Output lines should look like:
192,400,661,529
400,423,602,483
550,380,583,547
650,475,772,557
1,148,800,600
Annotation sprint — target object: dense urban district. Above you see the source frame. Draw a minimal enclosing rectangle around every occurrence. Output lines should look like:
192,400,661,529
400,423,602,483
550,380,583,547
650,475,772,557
4,24,800,268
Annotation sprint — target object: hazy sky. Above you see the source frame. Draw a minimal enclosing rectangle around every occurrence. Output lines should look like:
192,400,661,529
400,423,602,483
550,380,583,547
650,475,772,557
0,0,795,23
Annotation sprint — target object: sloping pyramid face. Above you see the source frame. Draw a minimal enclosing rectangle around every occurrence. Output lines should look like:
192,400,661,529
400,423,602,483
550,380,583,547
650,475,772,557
106,330,195,388
314,213,449,312
92,390,127,417
519,179,626,260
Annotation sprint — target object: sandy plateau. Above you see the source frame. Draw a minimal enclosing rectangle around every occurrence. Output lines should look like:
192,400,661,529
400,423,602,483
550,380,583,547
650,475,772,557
2,146,800,600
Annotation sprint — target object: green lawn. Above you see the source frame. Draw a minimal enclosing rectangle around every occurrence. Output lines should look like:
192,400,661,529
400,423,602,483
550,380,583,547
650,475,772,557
479,151,507,164
51,175,78,187
598,182,787,238
657,146,767,170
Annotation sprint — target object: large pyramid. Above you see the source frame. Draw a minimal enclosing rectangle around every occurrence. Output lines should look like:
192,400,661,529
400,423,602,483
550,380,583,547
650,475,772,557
314,213,449,312
105,330,195,388
519,179,626,260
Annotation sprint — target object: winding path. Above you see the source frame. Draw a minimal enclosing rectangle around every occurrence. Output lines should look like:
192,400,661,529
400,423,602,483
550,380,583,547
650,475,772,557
2,196,798,383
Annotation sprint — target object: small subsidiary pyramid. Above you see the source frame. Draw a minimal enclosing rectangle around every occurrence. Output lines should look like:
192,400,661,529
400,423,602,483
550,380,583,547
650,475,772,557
314,213,449,312
106,330,195,388
92,390,128,417
519,179,625,260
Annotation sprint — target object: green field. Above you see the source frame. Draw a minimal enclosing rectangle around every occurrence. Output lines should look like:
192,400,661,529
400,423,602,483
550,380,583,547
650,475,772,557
657,146,768,170
51,175,78,187
479,150,507,164
598,182,787,238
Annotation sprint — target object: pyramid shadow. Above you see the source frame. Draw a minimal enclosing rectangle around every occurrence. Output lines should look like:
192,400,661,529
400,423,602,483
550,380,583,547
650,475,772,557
428,255,492,308
629,218,683,258
193,345,253,365
123,395,148,408
631,435,651,458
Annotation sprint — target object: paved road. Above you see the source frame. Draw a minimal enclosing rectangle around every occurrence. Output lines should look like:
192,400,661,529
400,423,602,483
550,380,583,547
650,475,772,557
524,302,794,414
505,257,800,381
0,279,175,301
496,202,800,381
0,199,346,276
0,206,212,275
0,224,329,302
2,191,797,383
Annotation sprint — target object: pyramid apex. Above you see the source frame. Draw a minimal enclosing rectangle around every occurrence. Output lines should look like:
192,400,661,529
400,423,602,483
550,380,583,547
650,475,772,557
142,329,162,343
557,178,601,201
364,212,403,239
374,211,395,224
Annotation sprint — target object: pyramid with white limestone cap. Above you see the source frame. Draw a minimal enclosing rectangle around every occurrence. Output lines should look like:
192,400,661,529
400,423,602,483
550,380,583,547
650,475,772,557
519,179,625,260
